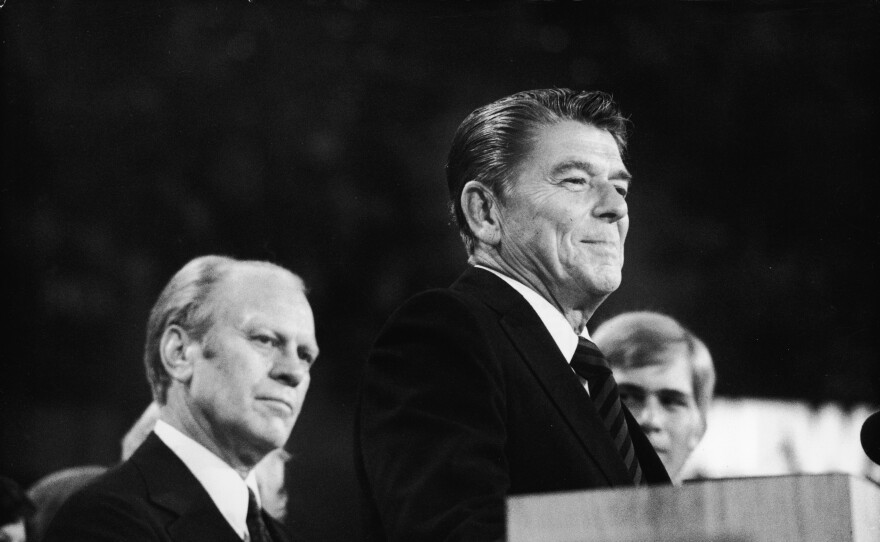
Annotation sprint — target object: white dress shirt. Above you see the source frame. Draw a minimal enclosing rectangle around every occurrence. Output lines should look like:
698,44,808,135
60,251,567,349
475,265,592,393
154,420,261,541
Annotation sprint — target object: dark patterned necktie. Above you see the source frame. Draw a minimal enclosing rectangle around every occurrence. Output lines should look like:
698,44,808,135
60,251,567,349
246,487,273,542
570,337,643,485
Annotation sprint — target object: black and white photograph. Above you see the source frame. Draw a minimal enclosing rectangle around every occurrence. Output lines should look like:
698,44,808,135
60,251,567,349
2,1,878,541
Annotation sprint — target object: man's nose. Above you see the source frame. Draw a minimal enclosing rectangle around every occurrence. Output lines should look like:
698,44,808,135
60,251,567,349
592,181,628,223
270,350,310,387
636,396,663,432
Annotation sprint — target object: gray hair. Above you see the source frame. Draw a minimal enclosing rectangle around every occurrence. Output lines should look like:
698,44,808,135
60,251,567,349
143,255,302,404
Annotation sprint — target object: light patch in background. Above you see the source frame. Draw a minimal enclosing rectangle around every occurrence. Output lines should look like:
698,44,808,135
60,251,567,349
682,397,880,483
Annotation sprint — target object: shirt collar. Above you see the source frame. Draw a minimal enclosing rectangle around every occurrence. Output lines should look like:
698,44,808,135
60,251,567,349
475,265,590,362
154,420,260,540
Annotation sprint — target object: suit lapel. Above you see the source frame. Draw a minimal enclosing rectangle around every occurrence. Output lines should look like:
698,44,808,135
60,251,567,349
131,433,244,542
453,268,632,485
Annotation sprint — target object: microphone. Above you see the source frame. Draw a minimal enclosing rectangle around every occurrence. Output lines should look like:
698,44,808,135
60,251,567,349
861,411,880,465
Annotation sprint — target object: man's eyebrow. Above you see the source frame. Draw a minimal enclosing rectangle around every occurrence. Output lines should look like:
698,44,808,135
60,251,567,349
658,389,692,400
613,168,633,184
551,160,596,176
551,160,633,183
242,317,290,340
617,383,647,393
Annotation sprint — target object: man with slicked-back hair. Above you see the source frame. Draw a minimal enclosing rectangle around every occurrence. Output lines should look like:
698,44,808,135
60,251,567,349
357,89,670,542
45,255,318,542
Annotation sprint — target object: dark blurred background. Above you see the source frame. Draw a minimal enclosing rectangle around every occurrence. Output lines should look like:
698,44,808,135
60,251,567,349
2,1,877,540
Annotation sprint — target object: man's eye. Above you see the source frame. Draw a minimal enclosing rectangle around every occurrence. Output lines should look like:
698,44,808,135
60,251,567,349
298,345,319,366
618,388,645,404
563,177,587,185
253,335,279,347
614,185,629,198
660,395,689,409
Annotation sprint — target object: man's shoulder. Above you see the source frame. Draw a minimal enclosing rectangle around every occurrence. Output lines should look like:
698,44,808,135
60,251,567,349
366,268,530,374
41,459,160,542
84,433,176,495
56,453,150,505
400,283,485,314
391,267,516,319
41,434,196,542
379,283,497,341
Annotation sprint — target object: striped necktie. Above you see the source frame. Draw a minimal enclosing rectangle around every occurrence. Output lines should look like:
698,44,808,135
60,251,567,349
570,337,643,485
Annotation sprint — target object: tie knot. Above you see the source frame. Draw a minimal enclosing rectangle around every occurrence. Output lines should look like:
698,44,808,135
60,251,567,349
571,337,611,379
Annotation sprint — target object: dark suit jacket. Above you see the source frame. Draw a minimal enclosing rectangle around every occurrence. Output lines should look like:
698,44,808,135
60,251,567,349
43,432,293,542
356,267,670,542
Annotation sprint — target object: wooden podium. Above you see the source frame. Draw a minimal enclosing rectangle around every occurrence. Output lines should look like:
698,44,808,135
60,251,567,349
507,474,880,542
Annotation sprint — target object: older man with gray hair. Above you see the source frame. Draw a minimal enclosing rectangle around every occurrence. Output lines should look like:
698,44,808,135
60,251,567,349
45,255,318,542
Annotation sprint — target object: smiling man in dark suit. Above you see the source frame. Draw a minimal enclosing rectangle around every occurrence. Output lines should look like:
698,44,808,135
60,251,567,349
356,89,670,542
45,255,319,542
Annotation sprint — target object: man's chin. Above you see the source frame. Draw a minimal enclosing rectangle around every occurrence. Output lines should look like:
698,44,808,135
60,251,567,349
648,441,669,461
574,266,622,295
248,423,295,453
595,269,623,292
578,277,621,301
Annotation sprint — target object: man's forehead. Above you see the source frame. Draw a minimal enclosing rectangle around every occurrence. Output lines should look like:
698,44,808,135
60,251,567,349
210,265,308,317
530,121,627,170
221,264,302,293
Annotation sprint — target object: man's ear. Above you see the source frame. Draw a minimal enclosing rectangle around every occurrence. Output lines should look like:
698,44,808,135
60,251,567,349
461,180,502,246
160,325,197,384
